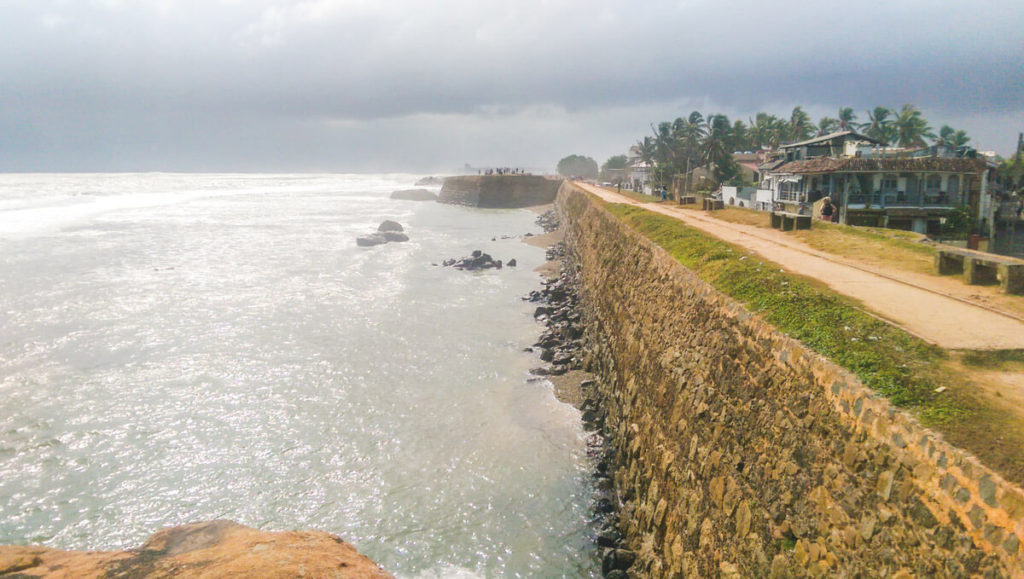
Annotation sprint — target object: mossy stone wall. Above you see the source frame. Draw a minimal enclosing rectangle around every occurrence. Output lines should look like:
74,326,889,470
558,183,1023,577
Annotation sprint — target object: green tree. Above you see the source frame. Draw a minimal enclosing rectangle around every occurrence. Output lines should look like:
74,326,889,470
556,154,599,179
942,205,972,239
600,155,629,181
937,125,971,148
729,119,750,152
998,154,1024,192
630,137,656,167
788,106,814,142
749,113,785,149
675,112,707,166
860,106,896,145
837,107,858,131
702,114,739,183
817,117,840,136
894,104,935,148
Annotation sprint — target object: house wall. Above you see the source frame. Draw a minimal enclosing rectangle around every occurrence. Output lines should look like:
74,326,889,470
557,183,1023,577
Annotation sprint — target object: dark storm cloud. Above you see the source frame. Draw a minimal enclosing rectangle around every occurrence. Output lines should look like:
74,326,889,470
1,0,1022,171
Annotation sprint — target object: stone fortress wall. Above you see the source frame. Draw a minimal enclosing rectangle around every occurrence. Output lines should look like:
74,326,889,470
556,182,1024,577
439,175,562,208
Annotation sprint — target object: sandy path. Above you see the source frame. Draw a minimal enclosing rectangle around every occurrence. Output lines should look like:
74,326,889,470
575,182,1024,350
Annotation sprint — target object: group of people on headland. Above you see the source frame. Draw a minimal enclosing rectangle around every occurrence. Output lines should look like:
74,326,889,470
479,167,529,176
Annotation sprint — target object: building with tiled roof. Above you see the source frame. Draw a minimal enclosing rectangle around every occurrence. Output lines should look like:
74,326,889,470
763,132,992,235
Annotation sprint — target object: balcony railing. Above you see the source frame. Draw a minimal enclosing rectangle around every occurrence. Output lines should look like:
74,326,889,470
847,191,961,207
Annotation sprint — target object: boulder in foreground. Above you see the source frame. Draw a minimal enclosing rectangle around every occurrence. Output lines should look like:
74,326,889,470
357,233,388,247
357,221,410,246
0,520,393,578
377,220,404,233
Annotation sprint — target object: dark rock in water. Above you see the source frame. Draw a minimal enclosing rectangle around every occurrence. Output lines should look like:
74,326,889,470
597,529,622,548
601,549,636,575
534,306,552,318
443,251,509,271
524,232,533,237
540,349,555,363
415,176,444,186
552,352,574,366
594,498,615,514
536,209,561,233
549,364,569,376
507,259,517,267
356,233,388,247
378,220,404,232
381,231,409,242
390,188,438,201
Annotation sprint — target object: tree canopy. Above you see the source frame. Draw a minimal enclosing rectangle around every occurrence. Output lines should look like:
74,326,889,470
600,155,629,180
556,154,599,179
624,104,972,188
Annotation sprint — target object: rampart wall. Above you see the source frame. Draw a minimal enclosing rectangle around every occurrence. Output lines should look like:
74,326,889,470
439,175,562,208
557,182,1024,577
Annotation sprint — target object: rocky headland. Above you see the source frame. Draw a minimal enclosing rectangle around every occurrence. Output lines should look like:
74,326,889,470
390,188,438,201
439,175,562,208
414,176,444,187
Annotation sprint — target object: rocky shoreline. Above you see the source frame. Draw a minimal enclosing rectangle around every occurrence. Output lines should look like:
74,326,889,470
525,210,636,578
0,521,392,578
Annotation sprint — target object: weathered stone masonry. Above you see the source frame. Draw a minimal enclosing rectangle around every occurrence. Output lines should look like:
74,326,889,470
557,183,1024,577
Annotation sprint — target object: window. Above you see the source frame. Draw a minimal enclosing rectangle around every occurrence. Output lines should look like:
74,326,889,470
947,175,960,194
926,174,941,191
882,174,898,191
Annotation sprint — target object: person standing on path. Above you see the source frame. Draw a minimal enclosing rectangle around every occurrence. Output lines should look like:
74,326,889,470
821,197,835,221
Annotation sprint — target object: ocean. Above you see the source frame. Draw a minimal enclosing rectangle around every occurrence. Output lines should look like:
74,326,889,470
0,173,597,577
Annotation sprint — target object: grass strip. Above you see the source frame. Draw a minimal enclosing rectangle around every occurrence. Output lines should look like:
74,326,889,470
960,349,1024,370
604,202,958,420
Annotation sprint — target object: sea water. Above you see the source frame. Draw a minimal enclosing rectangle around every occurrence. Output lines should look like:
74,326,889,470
0,173,597,577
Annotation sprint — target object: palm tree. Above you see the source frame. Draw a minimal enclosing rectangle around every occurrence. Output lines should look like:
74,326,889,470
670,112,707,170
749,113,786,149
629,136,656,166
937,125,971,148
652,121,676,167
837,107,858,131
788,106,814,142
893,104,934,148
701,114,738,183
860,107,896,145
817,117,840,136
730,119,750,152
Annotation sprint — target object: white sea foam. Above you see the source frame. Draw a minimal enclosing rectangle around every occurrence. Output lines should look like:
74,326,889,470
0,173,597,576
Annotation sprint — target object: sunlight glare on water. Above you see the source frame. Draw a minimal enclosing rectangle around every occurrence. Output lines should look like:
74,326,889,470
0,174,597,577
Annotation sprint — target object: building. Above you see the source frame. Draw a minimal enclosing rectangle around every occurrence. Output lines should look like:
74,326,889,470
764,131,988,234
628,161,652,193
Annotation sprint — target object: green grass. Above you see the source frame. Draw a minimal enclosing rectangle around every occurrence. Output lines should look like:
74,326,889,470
809,219,935,256
960,349,1024,370
604,202,957,417
594,186,657,203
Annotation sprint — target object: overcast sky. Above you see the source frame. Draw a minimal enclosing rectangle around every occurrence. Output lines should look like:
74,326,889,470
2,0,1023,173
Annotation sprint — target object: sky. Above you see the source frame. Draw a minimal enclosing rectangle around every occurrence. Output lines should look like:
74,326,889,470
2,0,1023,173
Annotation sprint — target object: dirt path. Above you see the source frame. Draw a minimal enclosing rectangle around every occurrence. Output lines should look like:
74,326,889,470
576,182,1024,350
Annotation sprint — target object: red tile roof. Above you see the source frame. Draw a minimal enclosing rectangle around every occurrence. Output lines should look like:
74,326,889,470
774,157,984,174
